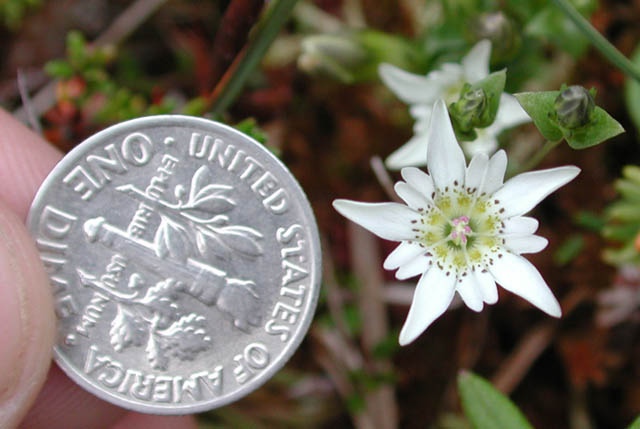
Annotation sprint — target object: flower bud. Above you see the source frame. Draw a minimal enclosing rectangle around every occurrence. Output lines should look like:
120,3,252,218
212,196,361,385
298,34,368,84
449,86,490,135
471,12,521,63
553,85,595,129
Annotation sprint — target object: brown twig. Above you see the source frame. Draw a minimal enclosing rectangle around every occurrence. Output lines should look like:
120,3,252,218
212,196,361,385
13,0,169,122
490,288,590,394
321,235,353,341
348,223,398,429
208,0,265,91
370,156,401,203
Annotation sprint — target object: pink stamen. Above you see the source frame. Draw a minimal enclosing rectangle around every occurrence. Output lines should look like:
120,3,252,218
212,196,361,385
450,215,472,246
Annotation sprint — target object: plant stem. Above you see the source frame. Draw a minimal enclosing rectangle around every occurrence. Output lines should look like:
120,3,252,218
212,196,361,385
210,0,299,116
510,140,561,178
551,0,640,83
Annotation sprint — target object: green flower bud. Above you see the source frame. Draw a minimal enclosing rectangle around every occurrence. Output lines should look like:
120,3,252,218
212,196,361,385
553,85,595,129
298,34,368,84
471,12,521,63
449,86,490,138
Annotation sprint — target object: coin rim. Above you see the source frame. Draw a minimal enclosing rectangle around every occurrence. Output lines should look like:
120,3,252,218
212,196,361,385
27,115,322,414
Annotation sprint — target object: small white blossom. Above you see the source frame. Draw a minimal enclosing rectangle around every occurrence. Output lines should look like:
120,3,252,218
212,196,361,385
333,100,579,345
379,40,530,168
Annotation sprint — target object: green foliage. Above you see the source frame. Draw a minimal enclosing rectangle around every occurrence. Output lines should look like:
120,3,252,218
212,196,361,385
0,0,41,30
457,371,534,429
298,29,425,84
602,166,640,266
449,70,506,141
234,118,268,144
553,234,584,265
525,0,598,57
574,211,605,232
624,43,640,132
515,88,624,149
44,30,189,123
627,414,640,429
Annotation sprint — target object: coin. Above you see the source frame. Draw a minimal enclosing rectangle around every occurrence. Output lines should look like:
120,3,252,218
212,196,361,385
27,116,321,414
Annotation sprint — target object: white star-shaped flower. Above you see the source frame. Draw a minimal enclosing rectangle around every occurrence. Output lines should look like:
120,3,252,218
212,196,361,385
379,40,530,169
333,100,579,345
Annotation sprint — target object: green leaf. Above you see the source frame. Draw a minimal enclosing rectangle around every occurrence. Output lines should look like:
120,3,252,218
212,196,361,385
458,371,534,429
515,91,564,141
234,118,268,144
67,31,88,68
624,43,640,131
574,211,605,232
564,105,624,149
615,178,640,202
605,201,640,222
626,414,640,429
44,59,74,79
553,234,584,265
526,6,589,57
515,90,624,148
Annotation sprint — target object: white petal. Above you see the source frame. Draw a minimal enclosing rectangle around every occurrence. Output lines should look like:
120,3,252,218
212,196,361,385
410,104,433,126
462,39,491,83
399,267,457,345
493,166,581,218
385,134,428,169
379,63,441,105
483,150,507,195
401,166,436,201
493,93,531,131
465,153,489,193
333,200,417,241
461,132,498,158
426,99,467,191
502,216,539,235
457,275,484,312
384,241,425,270
396,255,430,280
488,252,561,317
395,182,431,210
504,235,548,254
475,268,498,304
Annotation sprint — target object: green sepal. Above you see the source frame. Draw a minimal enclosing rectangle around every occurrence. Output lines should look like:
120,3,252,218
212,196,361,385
515,90,624,148
457,371,534,429
449,70,506,142
564,105,624,149
515,91,564,142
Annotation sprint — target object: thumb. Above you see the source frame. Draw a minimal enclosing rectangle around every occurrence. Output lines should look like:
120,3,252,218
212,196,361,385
0,199,55,428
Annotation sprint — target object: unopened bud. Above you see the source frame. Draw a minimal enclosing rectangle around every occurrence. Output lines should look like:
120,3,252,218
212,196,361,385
298,34,368,84
554,85,595,129
471,12,521,62
449,86,489,134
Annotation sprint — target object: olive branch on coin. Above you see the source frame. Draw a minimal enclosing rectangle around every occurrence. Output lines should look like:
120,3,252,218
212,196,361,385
78,166,265,370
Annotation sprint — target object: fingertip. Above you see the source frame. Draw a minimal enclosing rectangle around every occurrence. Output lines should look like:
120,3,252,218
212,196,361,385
0,108,62,219
0,199,55,427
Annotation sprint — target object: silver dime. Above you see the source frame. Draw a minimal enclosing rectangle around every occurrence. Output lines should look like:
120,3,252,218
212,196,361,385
27,116,321,414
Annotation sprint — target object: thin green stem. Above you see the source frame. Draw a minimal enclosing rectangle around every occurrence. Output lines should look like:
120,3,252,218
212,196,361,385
210,0,300,116
509,140,562,178
551,0,640,83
